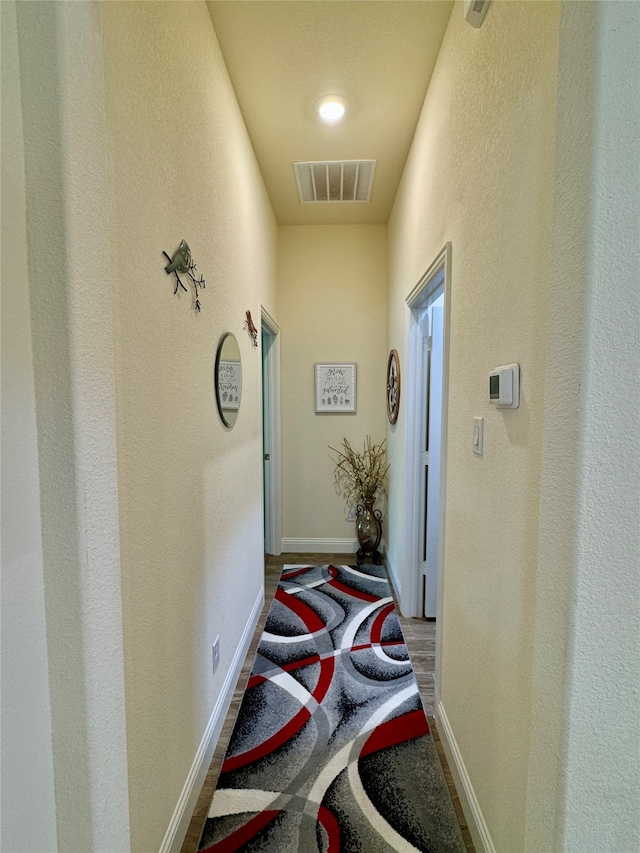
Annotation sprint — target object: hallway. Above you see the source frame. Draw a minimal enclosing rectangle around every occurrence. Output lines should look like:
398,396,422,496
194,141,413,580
180,555,473,853
2,2,638,852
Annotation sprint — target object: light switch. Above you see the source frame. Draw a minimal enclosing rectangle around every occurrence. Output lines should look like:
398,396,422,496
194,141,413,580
473,417,484,456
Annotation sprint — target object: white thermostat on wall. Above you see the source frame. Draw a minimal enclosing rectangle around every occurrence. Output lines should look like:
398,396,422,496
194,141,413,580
489,363,520,408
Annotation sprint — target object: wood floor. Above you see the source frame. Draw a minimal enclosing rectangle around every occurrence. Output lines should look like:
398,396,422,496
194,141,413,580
180,553,474,853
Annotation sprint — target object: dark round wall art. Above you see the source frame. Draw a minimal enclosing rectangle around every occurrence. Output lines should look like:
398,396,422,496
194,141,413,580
386,349,401,425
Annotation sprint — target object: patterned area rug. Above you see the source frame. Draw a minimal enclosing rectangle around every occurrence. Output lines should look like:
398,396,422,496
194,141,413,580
198,564,466,853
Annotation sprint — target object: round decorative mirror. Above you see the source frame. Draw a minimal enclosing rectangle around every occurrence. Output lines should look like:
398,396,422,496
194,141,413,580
386,349,400,425
215,333,242,428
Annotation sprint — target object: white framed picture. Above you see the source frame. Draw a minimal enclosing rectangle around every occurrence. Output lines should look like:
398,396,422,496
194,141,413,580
315,363,357,413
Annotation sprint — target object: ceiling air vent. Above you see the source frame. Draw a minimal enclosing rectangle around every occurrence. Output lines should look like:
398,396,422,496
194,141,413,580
293,160,376,204
464,0,491,28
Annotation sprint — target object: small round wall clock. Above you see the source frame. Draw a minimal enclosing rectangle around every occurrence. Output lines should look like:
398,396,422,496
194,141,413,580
386,349,401,424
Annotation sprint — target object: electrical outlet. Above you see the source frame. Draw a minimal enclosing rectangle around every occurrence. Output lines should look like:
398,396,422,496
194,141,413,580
346,506,357,522
212,637,220,674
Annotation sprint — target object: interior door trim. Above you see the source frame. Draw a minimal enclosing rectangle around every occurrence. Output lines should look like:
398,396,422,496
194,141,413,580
261,306,281,555
404,243,452,707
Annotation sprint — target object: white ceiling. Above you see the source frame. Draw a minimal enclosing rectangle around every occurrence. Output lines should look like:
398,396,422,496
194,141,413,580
206,1,454,225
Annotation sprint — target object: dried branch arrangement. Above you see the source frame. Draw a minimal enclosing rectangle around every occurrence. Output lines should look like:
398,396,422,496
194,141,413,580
329,436,389,507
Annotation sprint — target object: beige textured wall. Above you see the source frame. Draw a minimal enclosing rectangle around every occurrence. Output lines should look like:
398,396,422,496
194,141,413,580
0,5,58,849
101,3,277,849
10,2,132,848
554,2,640,848
387,2,559,849
523,3,596,846
278,225,388,545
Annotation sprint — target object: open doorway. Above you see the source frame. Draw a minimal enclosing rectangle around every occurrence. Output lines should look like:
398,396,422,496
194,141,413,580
261,308,281,556
417,294,444,618
405,244,451,701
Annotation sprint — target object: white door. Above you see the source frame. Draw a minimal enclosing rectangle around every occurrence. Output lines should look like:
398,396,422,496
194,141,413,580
262,328,271,554
260,309,282,556
419,302,444,617
405,243,451,705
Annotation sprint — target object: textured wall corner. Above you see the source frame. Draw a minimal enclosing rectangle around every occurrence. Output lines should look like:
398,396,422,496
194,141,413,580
562,1,640,847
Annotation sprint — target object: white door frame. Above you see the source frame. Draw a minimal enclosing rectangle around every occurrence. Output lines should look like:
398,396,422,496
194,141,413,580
405,243,452,703
421,301,444,618
261,307,282,555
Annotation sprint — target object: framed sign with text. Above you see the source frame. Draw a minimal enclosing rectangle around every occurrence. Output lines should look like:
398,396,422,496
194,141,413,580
218,360,242,411
315,363,357,414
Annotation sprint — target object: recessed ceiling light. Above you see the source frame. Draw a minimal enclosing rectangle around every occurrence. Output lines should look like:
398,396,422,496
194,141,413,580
315,94,348,124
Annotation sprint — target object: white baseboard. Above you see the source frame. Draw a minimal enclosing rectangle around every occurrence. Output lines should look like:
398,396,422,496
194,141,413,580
281,537,358,554
436,701,496,853
385,548,401,601
159,586,264,853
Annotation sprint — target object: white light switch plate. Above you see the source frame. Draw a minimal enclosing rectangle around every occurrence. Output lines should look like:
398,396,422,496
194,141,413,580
473,417,484,456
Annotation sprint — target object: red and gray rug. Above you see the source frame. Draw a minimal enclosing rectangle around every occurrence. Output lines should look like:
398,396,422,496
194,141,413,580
198,564,466,852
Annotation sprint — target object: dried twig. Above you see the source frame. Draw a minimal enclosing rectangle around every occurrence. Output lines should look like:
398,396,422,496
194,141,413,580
329,436,389,508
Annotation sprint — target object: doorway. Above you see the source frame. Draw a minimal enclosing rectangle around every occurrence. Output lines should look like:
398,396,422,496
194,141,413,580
261,308,281,556
405,244,451,700
417,295,444,618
